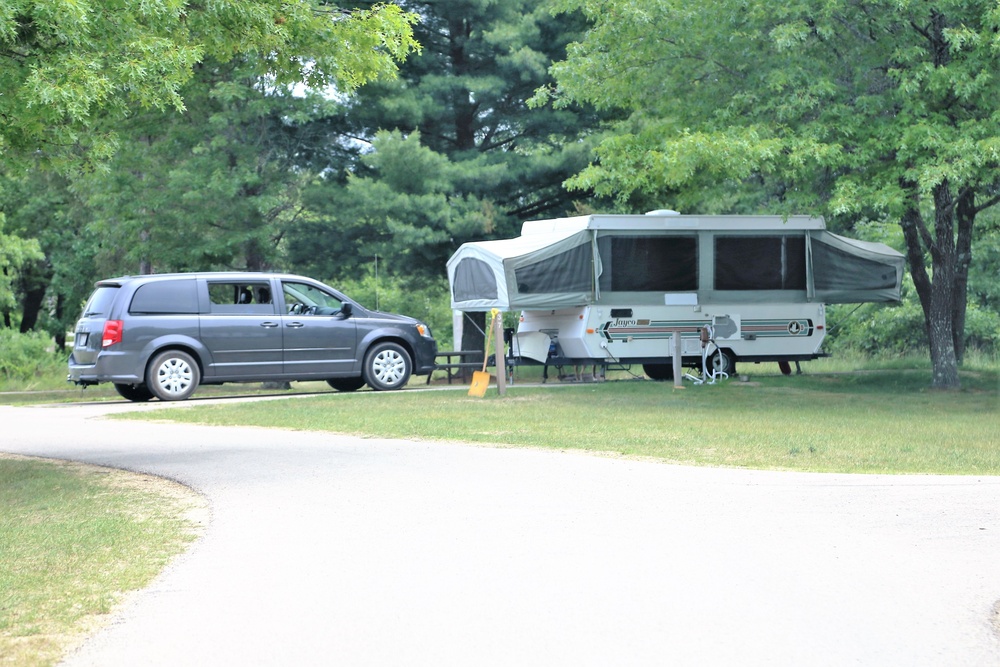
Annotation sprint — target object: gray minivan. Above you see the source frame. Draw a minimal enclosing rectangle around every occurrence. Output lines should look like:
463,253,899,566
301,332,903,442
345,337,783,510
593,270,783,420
68,272,438,401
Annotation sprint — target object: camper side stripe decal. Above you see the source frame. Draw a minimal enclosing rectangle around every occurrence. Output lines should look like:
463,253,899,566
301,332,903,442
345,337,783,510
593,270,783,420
600,319,813,342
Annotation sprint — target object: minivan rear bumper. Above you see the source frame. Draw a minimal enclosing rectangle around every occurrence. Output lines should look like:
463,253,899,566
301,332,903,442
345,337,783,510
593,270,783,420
67,352,143,386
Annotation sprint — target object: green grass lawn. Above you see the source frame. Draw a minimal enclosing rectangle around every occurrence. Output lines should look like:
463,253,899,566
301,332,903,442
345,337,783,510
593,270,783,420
119,367,1000,475
0,456,205,667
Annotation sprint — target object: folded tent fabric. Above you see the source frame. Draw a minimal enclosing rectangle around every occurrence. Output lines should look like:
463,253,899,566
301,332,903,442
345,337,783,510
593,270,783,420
446,215,905,312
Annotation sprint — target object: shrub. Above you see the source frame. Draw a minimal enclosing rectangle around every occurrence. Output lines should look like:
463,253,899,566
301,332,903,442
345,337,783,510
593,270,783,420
826,300,998,357
0,329,67,382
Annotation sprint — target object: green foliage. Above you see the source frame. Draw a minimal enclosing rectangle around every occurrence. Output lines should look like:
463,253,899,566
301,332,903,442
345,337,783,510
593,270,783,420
287,0,606,284
0,0,418,170
0,330,66,382
80,59,335,274
827,299,998,358
970,220,1000,311
0,214,43,315
289,131,499,282
546,0,1000,215
0,169,97,340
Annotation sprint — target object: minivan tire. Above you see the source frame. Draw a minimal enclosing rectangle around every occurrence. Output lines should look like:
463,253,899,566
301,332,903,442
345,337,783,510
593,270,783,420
147,350,201,401
327,377,366,392
362,342,412,391
114,383,154,402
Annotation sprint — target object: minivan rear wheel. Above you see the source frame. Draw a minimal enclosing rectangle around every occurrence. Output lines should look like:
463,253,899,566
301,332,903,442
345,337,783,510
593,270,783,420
147,350,200,401
114,383,154,402
327,377,366,392
362,342,412,391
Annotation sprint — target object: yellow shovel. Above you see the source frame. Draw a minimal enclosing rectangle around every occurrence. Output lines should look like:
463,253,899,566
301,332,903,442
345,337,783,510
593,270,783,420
468,311,496,397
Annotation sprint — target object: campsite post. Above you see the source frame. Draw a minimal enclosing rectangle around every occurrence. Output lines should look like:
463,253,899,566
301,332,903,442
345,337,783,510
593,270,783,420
494,311,506,395
672,332,683,388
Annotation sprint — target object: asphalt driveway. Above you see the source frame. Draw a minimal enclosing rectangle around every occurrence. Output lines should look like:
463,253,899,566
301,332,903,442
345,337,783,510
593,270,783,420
3,398,999,666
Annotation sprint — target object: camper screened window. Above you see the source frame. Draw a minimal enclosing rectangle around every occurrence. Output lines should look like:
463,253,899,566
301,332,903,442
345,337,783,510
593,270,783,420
714,236,806,291
514,242,593,294
597,235,698,292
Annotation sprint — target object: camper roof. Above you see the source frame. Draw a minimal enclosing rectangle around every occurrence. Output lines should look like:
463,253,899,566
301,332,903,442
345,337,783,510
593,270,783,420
521,214,826,235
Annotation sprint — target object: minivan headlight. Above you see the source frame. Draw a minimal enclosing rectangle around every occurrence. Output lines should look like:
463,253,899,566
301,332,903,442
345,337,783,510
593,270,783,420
415,323,432,338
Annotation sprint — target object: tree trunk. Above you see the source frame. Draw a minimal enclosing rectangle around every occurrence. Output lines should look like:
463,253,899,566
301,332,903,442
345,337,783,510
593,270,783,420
927,182,960,389
899,204,932,332
54,293,66,350
18,283,45,334
953,189,975,364
139,229,152,275
898,184,962,389
18,262,50,334
447,15,478,152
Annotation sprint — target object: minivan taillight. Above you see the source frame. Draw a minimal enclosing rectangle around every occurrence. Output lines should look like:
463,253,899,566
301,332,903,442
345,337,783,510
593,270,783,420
102,320,123,347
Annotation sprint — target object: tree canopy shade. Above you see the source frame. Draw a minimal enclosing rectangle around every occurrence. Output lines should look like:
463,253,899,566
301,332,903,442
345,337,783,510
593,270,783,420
541,0,1000,388
0,0,418,169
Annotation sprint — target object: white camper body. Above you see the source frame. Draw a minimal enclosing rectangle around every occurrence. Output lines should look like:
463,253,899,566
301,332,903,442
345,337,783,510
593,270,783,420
447,213,904,375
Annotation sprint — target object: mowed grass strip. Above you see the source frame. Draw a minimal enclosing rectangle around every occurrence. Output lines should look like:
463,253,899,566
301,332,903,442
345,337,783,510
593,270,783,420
121,370,1000,475
0,456,205,667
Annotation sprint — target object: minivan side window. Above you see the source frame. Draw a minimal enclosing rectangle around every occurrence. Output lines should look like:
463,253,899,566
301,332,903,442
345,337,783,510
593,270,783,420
208,282,275,314
129,280,200,314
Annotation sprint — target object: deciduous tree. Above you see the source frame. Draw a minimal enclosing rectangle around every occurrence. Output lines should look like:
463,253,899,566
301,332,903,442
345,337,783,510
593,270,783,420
0,0,418,169
542,0,1000,388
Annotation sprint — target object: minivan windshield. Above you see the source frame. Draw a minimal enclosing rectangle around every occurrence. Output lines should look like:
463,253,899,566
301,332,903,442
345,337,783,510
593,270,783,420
82,286,120,317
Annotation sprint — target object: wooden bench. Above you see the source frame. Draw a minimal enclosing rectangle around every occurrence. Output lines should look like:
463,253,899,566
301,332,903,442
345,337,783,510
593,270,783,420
429,350,484,384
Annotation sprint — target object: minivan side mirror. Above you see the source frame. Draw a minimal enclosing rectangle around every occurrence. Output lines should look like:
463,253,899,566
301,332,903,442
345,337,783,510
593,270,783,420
340,302,353,319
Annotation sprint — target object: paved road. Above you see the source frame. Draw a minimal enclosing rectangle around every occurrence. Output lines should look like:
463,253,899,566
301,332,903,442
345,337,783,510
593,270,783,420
3,398,999,666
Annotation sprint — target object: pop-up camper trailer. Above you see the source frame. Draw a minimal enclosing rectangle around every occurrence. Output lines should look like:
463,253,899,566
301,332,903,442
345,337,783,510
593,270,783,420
447,212,904,377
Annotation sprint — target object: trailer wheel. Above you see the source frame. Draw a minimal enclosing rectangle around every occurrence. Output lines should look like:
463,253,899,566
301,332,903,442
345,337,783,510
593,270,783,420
643,363,674,381
707,349,737,376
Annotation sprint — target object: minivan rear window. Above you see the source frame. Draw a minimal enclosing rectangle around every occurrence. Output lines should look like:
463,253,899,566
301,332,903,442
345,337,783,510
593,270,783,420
81,286,120,317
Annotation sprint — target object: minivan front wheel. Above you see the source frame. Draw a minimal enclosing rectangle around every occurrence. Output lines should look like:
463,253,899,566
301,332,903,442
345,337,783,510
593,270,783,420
147,350,200,401
363,342,412,391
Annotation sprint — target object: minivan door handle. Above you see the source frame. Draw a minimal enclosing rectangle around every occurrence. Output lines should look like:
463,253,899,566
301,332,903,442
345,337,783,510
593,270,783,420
260,321,279,328
285,322,304,328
